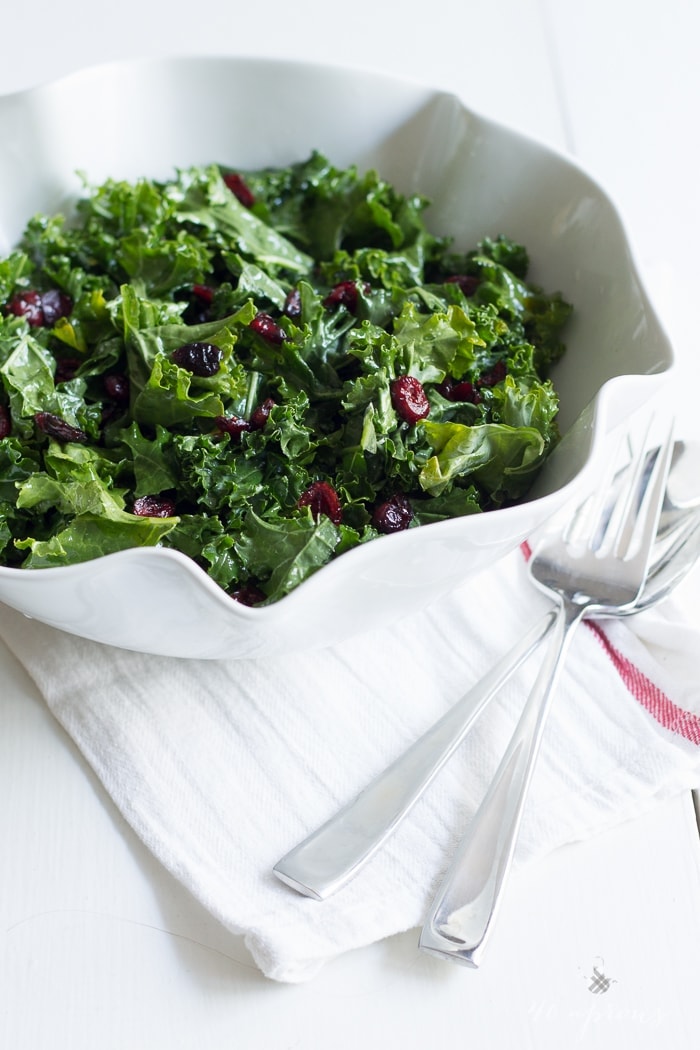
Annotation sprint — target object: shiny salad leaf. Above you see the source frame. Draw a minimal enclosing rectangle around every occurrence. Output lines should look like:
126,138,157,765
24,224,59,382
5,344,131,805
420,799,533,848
0,152,571,602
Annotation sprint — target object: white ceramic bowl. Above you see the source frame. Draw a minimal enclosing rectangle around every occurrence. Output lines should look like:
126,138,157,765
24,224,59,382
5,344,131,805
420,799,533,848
0,57,674,658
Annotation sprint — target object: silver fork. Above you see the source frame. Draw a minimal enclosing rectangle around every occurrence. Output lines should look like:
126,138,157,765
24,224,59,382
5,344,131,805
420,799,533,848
418,421,675,966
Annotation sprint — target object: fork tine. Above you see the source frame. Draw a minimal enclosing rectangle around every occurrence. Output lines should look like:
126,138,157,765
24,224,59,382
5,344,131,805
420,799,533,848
609,419,675,559
563,422,671,560
566,432,629,550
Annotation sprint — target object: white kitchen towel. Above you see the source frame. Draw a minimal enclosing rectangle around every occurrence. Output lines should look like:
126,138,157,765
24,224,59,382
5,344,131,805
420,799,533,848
1,547,699,983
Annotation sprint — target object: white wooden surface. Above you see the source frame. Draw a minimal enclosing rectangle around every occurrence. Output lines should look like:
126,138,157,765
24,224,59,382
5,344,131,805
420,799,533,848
2,1,700,1046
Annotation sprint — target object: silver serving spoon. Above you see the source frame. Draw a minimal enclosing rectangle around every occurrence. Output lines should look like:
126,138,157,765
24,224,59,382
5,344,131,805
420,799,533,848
273,441,700,901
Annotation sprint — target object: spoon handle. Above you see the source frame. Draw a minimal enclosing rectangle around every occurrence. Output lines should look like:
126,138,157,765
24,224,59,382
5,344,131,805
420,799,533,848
273,610,555,900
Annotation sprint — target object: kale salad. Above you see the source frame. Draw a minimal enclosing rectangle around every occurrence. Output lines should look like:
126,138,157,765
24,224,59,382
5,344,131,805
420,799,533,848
0,152,571,605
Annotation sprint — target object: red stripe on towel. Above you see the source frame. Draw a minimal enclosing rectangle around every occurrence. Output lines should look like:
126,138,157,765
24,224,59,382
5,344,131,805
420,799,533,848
587,622,700,745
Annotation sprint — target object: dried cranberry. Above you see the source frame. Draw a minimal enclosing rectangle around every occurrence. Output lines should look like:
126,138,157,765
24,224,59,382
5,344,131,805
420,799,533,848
103,373,130,402
283,288,302,318
216,414,252,440
40,289,72,326
6,288,72,327
182,284,215,324
436,377,481,404
132,494,176,518
323,281,369,314
0,405,11,439
445,274,479,297
297,481,343,525
54,357,81,384
7,290,44,326
372,492,414,534
477,360,507,387
390,375,430,423
250,397,276,430
171,341,222,376
231,583,266,606
250,312,286,345
223,172,256,208
191,283,214,304
34,412,88,443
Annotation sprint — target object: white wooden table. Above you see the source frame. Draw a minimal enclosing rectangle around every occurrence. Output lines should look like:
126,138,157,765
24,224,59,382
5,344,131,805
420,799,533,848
2,2,700,1046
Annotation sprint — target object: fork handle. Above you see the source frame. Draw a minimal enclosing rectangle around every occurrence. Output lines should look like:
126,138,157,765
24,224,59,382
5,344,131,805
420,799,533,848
419,598,584,967
273,610,556,900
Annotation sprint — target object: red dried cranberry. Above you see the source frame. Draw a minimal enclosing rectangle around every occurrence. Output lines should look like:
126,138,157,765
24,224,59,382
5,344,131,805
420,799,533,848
283,288,302,318
171,341,222,376
297,480,343,525
223,172,256,208
40,289,72,326
436,377,481,404
215,414,252,440
250,312,287,345
250,397,276,430
0,405,11,439
323,280,369,314
231,583,266,606
6,288,72,327
445,274,479,297
191,283,214,304
372,492,414,534
477,360,507,387
34,412,88,443
390,375,430,423
54,357,81,384
103,373,130,402
132,494,176,518
7,290,44,326
182,284,215,325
